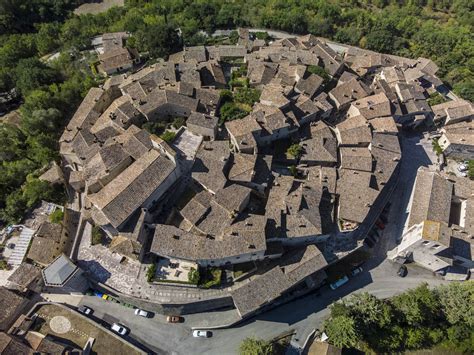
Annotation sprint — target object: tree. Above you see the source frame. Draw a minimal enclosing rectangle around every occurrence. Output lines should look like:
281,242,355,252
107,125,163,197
21,108,62,136
324,315,358,348
14,58,59,95
391,283,441,327
1,189,27,223
344,292,392,330
22,177,57,208
36,22,62,55
436,281,474,327
0,123,26,161
239,337,274,355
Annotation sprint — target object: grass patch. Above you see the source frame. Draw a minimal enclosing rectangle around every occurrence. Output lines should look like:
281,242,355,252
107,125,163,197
49,208,64,224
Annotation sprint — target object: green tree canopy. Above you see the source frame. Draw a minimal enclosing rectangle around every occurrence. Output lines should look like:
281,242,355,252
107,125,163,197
324,315,358,349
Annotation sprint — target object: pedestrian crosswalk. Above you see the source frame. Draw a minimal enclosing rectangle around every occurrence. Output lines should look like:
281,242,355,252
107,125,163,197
8,227,35,265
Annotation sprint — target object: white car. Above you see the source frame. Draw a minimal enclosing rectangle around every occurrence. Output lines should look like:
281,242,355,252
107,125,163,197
77,305,93,315
193,330,212,338
134,309,150,318
458,164,468,172
459,171,468,177
111,323,129,336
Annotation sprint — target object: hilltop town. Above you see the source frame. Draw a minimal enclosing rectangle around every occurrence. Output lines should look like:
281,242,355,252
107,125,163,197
0,28,472,354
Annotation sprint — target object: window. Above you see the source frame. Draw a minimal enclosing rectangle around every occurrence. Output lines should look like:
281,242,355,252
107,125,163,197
433,244,441,249
422,241,430,245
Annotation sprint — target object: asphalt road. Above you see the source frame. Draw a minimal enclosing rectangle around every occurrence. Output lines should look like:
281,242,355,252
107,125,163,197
76,133,445,355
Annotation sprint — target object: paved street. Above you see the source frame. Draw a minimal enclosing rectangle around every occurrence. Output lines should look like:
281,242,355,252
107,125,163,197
72,133,446,355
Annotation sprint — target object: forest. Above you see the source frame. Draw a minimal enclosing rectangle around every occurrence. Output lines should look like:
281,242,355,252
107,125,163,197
0,0,473,223
323,282,473,353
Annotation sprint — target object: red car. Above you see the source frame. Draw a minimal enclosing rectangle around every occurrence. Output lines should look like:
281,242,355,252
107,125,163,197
376,220,385,230
167,315,184,323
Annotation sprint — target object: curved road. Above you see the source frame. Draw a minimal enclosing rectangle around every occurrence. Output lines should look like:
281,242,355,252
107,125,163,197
71,133,445,355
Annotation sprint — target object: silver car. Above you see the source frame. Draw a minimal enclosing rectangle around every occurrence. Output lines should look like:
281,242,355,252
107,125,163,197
134,308,150,318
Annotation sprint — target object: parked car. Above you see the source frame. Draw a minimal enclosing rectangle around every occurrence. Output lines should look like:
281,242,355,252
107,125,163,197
379,214,388,224
193,330,212,338
397,265,408,278
330,276,349,290
364,238,375,248
167,315,184,323
351,267,363,276
458,164,468,172
111,323,129,336
459,171,468,177
77,305,93,316
134,309,150,318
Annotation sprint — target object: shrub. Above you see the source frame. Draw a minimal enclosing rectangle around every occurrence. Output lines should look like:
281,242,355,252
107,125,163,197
0,259,11,270
200,267,222,288
307,65,331,84
287,144,303,159
172,116,186,129
233,87,260,106
219,102,248,124
239,337,274,355
427,92,446,106
146,264,157,282
49,208,64,224
188,267,200,284
288,165,298,177
142,121,167,136
91,226,104,246
431,138,443,155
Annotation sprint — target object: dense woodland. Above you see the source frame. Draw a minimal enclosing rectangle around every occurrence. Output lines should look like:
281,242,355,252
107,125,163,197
0,0,473,223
